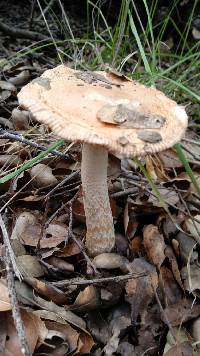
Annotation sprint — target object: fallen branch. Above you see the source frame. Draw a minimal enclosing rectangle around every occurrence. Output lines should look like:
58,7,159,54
0,20,48,41
0,129,68,159
51,272,147,287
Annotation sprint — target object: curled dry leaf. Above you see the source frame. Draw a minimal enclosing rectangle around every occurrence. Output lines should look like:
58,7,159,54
164,328,193,356
44,320,79,353
33,310,94,354
32,294,86,330
0,80,16,92
11,211,67,248
11,107,30,130
0,154,22,167
158,148,183,169
56,239,82,257
8,69,30,86
165,246,184,290
16,255,45,278
181,264,200,296
5,310,48,356
45,256,74,273
125,258,158,324
162,299,200,326
143,224,166,268
0,116,13,129
30,163,58,188
103,304,132,355
24,276,69,305
73,285,100,312
190,317,200,350
11,211,38,241
159,266,182,305
185,215,200,244
93,253,129,272
0,279,11,311
175,231,197,265
148,187,180,206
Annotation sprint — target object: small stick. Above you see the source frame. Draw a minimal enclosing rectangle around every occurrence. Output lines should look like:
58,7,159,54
45,170,80,199
0,129,68,159
0,20,48,41
0,214,21,280
5,249,30,356
0,214,30,355
51,271,146,287
152,282,177,342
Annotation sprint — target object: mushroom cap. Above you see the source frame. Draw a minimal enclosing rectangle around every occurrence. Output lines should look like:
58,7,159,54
18,65,188,157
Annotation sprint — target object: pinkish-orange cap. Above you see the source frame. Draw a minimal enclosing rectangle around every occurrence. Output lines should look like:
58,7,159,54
18,65,188,156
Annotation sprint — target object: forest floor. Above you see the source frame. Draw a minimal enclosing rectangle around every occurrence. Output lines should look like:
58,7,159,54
0,1,200,355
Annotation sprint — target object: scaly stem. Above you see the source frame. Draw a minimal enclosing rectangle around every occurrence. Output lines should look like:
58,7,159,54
81,143,115,256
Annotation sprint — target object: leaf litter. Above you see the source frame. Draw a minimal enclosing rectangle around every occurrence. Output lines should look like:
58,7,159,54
0,6,200,355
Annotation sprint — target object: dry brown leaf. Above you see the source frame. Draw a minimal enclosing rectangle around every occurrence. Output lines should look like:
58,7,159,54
32,294,86,329
0,279,11,311
165,246,184,290
190,317,200,351
158,148,183,168
175,231,197,264
181,264,200,296
55,239,82,257
143,224,166,268
24,277,69,305
93,253,129,272
8,69,30,86
159,266,182,305
77,330,94,355
73,286,100,312
30,163,58,188
45,320,79,353
11,107,30,130
164,341,193,356
0,155,22,167
33,310,94,353
129,235,142,254
162,299,200,326
125,258,158,324
16,255,45,278
46,256,74,272
5,310,48,356
185,215,200,243
11,211,66,248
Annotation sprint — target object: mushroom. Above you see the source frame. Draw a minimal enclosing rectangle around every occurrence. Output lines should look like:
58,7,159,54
18,65,188,256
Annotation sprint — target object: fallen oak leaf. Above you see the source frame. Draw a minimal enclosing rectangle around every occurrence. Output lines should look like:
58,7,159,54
5,309,48,356
143,224,166,268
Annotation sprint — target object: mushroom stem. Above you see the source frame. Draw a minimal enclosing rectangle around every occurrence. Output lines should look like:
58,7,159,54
81,143,115,256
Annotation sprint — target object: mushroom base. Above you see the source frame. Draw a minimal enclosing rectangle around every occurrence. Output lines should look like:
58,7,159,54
81,143,115,256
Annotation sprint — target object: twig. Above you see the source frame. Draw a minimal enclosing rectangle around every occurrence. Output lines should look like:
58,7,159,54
0,214,29,355
0,214,22,280
45,170,80,199
51,272,146,287
0,20,48,41
5,248,30,356
0,129,68,159
111,187,138,198
152,282,177,342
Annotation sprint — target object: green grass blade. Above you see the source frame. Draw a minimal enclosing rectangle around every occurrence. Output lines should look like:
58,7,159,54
0,140,65,184
175,143,200,196
128,10,153,80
